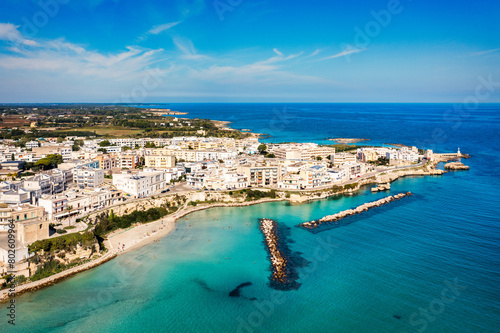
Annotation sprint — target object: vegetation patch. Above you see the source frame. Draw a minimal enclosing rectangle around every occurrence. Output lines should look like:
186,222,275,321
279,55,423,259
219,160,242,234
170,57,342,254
29,231,96,254
93,207,172,237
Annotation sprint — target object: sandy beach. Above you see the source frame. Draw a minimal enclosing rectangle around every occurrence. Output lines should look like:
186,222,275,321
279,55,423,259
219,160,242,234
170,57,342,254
107,216,176,256
106,197,285,256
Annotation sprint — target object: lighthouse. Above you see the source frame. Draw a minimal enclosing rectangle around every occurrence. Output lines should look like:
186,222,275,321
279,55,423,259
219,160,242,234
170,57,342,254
457,147,461,155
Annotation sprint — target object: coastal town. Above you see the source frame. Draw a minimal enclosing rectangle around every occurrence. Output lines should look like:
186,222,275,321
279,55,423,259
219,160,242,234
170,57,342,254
0,110,469,298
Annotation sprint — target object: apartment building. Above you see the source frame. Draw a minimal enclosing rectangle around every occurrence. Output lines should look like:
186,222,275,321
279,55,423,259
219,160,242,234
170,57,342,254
222,168,248,189
23,170,70,196
238,162,281,186
65,188,123,217
273,143,335,160
74,167,105,188
145,148,235,162
298,165,330,188
331,153,357,166
25,140,39,149
341,162,366,177
145,154,175,169
95,155,117,170
38,195,68,220
278,173,305,190
186,172,209,189
117,154,139,169
0,187,32,205
113,170,168,197
357,149,378,162
385,148,419,164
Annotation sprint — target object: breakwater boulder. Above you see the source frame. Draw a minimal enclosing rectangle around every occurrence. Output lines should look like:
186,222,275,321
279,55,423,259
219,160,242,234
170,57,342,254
300,192,413,230
259,218,306,290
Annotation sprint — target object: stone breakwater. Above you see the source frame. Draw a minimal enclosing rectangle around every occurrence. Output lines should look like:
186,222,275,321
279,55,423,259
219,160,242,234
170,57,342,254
259,219,302,290
0,252,116,302
300,192,413,230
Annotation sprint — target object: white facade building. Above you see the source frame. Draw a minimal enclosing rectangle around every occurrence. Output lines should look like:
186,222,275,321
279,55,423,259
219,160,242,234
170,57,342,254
113,170,168,197
26,140,39,149
74,167,104,188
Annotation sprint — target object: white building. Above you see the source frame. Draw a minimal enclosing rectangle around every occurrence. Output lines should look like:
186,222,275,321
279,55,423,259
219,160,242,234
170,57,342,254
331,153,357,166
74,167,104,188
25,140,39,149
38,195,68,220
65,188,123,217
112,170,168,198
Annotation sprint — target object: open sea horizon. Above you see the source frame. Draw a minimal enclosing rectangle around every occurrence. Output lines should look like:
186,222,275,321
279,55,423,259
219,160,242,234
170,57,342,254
2,103,499,333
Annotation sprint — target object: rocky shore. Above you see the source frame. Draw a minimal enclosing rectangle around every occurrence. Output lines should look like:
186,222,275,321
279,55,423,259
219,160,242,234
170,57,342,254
299,192,413,230
0,252,116,302
371,183,391,192
444,162,470,170
259,219,302,290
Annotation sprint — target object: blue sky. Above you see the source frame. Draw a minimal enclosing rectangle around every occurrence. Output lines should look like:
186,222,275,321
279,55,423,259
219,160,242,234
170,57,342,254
0,0,499,103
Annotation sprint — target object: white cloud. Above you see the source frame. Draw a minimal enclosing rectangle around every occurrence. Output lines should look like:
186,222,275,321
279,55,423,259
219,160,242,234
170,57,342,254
0,26,164,79
309,49,321,57
321,47,366,60
273,48,283,56
0,23,37,46
468,48,500,57
0,22,339,102
173,37,208,60
149,21,181,35
188,52,334,87
138,21,182,41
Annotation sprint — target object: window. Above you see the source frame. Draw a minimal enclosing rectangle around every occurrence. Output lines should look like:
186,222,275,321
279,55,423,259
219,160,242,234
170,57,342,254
24,214,27,219
39,224,43,229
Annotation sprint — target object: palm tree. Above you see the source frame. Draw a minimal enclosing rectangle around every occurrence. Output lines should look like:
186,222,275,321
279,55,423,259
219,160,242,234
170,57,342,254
65,205,74,225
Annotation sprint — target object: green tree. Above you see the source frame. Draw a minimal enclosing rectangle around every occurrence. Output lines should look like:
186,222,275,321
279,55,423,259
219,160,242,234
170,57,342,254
257,144,267,155
34,154,63,170
99,140,111,147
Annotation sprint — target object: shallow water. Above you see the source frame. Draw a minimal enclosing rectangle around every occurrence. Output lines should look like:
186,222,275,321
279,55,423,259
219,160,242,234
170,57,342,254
2,104,499,333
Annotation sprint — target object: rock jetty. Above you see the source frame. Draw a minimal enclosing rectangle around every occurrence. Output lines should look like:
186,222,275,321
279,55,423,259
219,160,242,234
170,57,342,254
444,162,469,170
259,218,302,290
300,192,413,230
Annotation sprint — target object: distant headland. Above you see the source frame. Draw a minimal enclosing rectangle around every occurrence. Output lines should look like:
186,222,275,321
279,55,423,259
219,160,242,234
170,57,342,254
328,138,370,144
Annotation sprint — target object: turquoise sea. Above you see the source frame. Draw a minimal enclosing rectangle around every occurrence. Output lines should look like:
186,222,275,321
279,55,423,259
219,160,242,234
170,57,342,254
2,104,499,332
